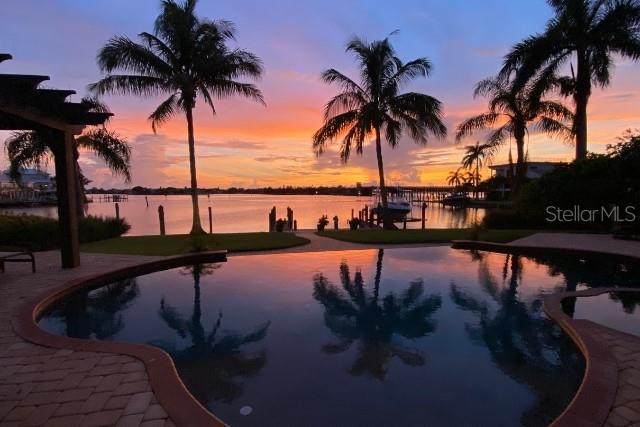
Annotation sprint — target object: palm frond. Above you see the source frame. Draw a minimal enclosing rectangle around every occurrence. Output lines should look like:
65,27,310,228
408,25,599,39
312,110,360,156
455,112,500,142
76,129,132,182
320,69,368,97
4,131,50,179
89,75,168,97
149,93,180,132
96,35,172,77
324,92,367,121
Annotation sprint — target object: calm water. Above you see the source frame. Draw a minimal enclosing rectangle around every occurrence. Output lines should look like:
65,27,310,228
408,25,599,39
572,292,640,336
0,194,484,235
37,246,640,426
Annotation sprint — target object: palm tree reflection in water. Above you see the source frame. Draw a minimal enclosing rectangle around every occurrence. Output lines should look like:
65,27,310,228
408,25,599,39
312,249,442,380
156,263,270,405
54,278,139,339
450,252,583,427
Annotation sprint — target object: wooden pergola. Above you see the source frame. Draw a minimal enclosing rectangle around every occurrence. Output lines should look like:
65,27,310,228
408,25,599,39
0,54,112,268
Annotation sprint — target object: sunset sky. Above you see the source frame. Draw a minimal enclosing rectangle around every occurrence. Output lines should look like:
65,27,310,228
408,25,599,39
1,0,639,188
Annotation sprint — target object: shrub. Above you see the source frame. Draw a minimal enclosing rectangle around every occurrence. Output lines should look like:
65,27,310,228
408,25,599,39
275,218,287,232
348,218,360,230
78,215,130,244
317,215,329,231
0,214,130,251
482,209,539,229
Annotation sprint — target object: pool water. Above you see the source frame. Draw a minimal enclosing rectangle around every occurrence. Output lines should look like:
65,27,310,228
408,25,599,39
39,247,640,426
571,292,640,337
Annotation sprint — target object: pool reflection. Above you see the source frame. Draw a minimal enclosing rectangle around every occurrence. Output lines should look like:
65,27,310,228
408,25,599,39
49,278,140,339
41,247,638,426
312,249,442,380
153,264,270,404
450,253,584,426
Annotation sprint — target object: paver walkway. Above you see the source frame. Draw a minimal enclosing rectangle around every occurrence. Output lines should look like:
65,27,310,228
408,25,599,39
586,323,640,427
509,232,640,257
0,251,173,427
3,232,640,426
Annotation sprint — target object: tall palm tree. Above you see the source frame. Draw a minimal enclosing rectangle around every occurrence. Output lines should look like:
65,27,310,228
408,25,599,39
313,35,447,229
500,0,640,160
446,167,465,187
4,98,131,216
90,0,264,234
461,141,495,198
456,77,573,194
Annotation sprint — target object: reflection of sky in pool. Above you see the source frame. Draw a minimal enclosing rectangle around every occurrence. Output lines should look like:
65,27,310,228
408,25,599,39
39,247,640,426
572,292,640,337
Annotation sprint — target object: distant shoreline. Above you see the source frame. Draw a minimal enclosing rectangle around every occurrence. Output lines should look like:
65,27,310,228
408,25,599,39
87,186,374,197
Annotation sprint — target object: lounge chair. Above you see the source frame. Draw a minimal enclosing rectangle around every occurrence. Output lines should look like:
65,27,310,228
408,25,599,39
0,252,36,273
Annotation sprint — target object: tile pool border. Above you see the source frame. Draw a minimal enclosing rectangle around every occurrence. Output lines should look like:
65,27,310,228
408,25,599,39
452,240,640,427
12,250,230,427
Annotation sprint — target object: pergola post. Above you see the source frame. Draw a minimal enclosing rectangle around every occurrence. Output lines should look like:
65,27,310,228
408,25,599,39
52,130,80,268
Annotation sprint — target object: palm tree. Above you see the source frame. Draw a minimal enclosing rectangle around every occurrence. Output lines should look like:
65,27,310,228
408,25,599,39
90,0,264,234
313,35,447,229
446,167,466,187
456,76,573,194
312,249,442,379
500,0,640,160
461,141,495,198
4,98,131,216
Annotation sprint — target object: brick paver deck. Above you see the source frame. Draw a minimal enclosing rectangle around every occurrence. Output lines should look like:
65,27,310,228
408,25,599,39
0,251,173,427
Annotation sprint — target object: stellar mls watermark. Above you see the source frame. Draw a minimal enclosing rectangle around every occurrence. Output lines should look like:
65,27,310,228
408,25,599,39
545,205,637,223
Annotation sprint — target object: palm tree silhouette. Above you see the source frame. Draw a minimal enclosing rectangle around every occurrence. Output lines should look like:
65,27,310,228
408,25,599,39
51,278,140,339
313,34,447,229
449,253,583,426
312,249,442,380
4,98,131,216
456,76,573,194
500,0,640,159
461,141,494,199
446,167,465,188
90,0,264,234
155,263,270,404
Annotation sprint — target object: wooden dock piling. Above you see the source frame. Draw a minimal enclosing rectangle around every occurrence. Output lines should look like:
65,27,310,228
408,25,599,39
158,205,165,236
208,206,213,234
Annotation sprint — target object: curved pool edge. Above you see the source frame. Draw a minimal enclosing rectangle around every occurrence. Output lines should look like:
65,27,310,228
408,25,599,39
452,239,640,427
11,250,230,427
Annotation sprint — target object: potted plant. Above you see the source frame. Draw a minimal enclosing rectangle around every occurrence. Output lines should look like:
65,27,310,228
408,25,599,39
317,215,329,231
348,218,359,230
275,218,287,232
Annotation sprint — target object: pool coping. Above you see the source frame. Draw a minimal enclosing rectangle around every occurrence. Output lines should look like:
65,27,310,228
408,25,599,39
452,239,640,427
11,250,230,427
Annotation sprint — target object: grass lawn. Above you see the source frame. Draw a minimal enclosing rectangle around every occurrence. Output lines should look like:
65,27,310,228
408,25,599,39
81,232,310,256
317,228,537,244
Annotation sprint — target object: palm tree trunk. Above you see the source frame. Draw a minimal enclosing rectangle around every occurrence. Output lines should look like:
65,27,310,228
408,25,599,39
475,158,480,200
574,52,591,160
513,129,526,197
185,106,204,234
73,145,86,218
374,126,391,229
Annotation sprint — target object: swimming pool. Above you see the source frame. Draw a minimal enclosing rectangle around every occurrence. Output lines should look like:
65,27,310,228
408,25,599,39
39,247,640,426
